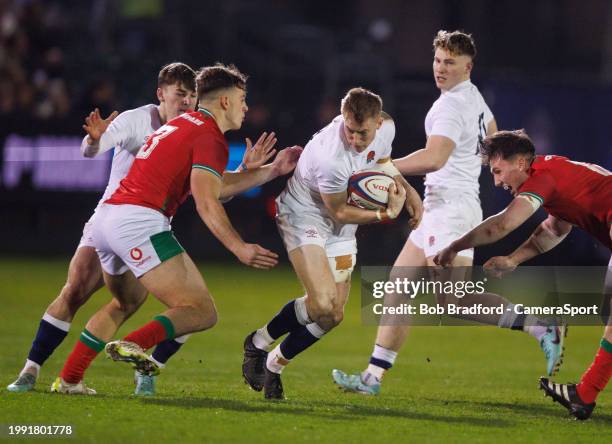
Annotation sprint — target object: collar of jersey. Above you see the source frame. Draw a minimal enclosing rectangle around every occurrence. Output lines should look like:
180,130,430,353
197,108,216,120
444,79,472,94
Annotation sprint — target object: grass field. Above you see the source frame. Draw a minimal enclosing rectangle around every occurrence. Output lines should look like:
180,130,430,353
1,258,610,443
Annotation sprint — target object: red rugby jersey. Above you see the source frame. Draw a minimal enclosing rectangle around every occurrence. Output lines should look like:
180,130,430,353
517,155,611,249
107,109,228,217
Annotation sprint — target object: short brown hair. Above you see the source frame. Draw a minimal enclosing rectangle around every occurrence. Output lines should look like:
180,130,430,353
196,63,248,102
433,30,476,59
479,129,536,163
340,87,383,124
158,62,196,91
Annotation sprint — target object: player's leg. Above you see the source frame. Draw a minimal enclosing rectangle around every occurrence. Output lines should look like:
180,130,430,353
51,270,148,395
332,239,427,395
105,252,217,374
259,245,347,399
541,254,612,420
7,245,104,392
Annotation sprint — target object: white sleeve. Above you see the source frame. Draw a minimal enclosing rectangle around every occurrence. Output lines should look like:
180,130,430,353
84,110,138,157
316,156,351,194
80,136,99,158
377,119,396,158
428,100,462,146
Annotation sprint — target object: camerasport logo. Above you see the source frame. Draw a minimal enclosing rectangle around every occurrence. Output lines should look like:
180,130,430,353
130,248,143,260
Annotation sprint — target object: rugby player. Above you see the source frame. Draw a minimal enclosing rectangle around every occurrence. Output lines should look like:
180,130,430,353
242,87,423,399
7,63,199,394
333,31,565,396
68,63,301,394
434,129,611,420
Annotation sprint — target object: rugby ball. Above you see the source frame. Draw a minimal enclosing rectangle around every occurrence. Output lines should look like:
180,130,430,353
348,171,394,210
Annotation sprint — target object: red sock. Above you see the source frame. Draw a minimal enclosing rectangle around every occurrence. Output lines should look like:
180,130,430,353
60,330,105,383
124,316,173,351
577,339,612,404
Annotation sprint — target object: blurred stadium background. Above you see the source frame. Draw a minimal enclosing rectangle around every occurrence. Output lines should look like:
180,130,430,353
1,0,610,265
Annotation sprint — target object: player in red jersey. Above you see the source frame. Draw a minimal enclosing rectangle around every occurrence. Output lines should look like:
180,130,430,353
51,63,301,393
434,129,611,420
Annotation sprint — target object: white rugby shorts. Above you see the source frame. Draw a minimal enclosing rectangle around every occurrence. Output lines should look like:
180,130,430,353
409,191,482,259
276,211,357,258
92,204,184,277
77,212,97,249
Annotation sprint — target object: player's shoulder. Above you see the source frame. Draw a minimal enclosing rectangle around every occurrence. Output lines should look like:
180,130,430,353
118,103,158,122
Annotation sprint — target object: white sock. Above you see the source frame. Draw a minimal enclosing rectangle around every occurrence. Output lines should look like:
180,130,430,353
266,345,290,374
253,327,274,351
149,356,166,369
523,315,548,341
20,360,41,377
497,303,519,328
363,364,385,383
42,312,71,332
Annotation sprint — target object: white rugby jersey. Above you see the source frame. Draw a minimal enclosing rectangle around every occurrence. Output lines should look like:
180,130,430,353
80,104,161,211
278,115,395,219
424,80,493,194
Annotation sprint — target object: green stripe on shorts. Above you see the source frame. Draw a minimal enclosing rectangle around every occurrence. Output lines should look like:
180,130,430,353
150,231,185,262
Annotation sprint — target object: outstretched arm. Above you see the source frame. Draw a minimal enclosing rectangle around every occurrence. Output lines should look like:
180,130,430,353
392,135,455,175
434,195,540,266
191,169,278,269
484,215,572,276
219,146,302,200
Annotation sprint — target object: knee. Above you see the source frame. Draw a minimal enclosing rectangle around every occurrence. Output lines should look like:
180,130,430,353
60,279,93,312
191,292,218,331
307,291,335,321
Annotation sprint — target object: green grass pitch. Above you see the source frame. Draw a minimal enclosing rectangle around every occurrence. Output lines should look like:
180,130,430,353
1,258,610,443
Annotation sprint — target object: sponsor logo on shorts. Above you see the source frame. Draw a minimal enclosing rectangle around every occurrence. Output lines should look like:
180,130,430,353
134,256,152,267
130,247,143,260
366,151,375,163
428,235,435,247
305,228,319,239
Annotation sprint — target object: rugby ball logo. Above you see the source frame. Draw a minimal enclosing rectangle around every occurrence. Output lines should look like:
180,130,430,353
347,171,394,210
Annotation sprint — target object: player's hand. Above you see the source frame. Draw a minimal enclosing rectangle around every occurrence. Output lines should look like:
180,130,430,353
83,108,118,144
386,182,406,219
483,256,517,278
242,132,277,170
236,243,279,269
271,145,303,176
404,185,423,229
433,246,457,268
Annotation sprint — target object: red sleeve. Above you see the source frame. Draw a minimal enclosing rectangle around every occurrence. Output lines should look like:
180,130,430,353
517,170,556,206
191,128,229,179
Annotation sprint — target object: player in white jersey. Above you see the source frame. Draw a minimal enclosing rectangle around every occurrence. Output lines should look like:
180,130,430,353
242,88,423,399
7,62,275,395
332,31,565,395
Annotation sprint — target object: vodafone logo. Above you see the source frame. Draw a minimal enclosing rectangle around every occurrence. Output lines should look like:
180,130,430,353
130,248,143,260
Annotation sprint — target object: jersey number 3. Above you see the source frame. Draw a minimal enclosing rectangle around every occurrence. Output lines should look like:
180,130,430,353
136,125,178,160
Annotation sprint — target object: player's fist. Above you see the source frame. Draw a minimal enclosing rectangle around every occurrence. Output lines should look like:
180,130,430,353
271,145,303,176
236,243,279,269
483,256,517,278
433,246,457,268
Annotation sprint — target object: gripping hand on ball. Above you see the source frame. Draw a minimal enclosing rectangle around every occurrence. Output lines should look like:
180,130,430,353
385,182,406,219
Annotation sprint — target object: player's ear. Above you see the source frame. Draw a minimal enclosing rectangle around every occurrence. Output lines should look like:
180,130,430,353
156,87,164,102
377,116,383,129
466,60,473,75
219,95,229,110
